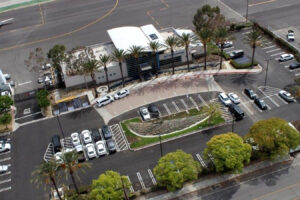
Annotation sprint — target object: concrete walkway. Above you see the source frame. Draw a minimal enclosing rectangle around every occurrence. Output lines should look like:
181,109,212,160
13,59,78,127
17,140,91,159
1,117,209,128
0,0,52,12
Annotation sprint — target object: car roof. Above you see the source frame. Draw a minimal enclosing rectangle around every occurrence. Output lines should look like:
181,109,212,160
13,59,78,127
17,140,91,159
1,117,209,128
219,93,227,98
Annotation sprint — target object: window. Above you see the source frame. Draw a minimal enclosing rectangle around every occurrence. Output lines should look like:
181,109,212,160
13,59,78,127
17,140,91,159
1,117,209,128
149,34,158,40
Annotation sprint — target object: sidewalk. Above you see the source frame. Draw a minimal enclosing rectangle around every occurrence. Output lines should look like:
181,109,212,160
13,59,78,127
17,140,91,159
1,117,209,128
0,0,52,12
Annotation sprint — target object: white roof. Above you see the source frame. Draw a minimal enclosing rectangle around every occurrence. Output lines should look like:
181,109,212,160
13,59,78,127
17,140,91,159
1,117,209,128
175,29,194,37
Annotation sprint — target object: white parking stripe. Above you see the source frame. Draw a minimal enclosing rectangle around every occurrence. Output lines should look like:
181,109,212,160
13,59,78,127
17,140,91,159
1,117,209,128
242,31,251,35
262,45,275,49
180,99,189,113
265,96,280,107
275,94,288,105
0,151,10,156
266,48,281,53
163,103,172,115
0,179,11,185
224,46,234,51
147,169,157,185
240,103,254,115
0,157,11,163
198,94,208,106
252,103,263,112
126,176,134,193
196,153,207,168
136,172,146,189
0,186,11,193
296,73,300,76
264,41,273,45
270,52,285,57
189,97,199,110
172,101,180,113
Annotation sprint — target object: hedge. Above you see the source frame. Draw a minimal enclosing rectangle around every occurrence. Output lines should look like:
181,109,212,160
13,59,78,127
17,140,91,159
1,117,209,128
229,22,253,32
230,60,258,69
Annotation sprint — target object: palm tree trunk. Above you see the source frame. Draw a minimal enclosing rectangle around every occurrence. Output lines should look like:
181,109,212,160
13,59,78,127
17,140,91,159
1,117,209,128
83,75,88,89
104,66,110,92
153,53,158,78
136,57,142,82
219,44,224,70
204,44,207,71
186,46,190,72
171,50,175,74
119,62,125,87
70,171,80,194
50,177,63,200
251,46,256,67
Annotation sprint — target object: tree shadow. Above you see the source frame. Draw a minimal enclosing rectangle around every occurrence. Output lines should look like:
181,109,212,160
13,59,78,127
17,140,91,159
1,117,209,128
230,74,258,87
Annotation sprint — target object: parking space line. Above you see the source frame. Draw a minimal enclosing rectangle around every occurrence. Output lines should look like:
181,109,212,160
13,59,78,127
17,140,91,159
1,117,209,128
147,169,157,185
240,102,254,115
172,101,181,113
196,153,207,168
296,73,300,76
180,99,189,113
264,41,273,45
270,52,285,57
163,103,172,115
0,157,11,162
189,97,199,110
259,90,280,107
207,153,214,163
0,186,11,193
0,151,10,156
126,176,134,193
198,94,208,106
266,48,281,53
0,171,11,177
262,45,276,49
136,172,146,189
252,103,263,113
0,179,11,185
275,94,288,105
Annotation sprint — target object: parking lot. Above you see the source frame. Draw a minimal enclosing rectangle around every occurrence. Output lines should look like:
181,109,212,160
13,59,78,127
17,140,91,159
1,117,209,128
0,133,12,195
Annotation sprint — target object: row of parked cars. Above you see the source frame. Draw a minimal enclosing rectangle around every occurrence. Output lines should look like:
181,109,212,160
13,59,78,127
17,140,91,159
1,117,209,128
0,138,10,174
96,89,129,107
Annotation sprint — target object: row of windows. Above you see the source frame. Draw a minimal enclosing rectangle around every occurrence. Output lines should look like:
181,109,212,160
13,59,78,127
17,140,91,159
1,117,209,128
97,72,117,80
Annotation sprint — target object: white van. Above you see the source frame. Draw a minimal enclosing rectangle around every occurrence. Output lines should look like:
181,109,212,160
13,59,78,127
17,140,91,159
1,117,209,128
96,96,114,107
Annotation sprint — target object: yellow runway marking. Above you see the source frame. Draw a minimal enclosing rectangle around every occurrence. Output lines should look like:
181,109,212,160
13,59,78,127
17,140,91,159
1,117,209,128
249,0,277,7
0,0,119,52
146,10,163,29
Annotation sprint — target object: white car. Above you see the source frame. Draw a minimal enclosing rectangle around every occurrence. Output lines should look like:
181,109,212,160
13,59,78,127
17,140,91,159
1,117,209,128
287,30,295,41
228,93,240,104
279,90,295,102
81,130,92,144
0,165,8,174
86,143,97,159
279,54,294,62
75,144,83,153
42,63,51,70
218,41,233,48
70,132,80,146
54,152,63,164
114,89,129,100
139,107,151,121
95,141,108,156
96,96,114,107
218,93,232,106
3,74,11,80
0,142,11,153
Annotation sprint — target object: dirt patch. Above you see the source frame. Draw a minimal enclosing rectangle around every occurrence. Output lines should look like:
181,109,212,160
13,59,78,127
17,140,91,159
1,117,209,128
292,120,300,132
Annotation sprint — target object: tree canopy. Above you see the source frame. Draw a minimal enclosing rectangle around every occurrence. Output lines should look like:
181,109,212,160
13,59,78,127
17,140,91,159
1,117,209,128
153,150,201,191
0,113,12,129
37,89,50,108
0,95,13,114
204,132,252,173
89,170,131,200
245,117,300,159
47,44,66,69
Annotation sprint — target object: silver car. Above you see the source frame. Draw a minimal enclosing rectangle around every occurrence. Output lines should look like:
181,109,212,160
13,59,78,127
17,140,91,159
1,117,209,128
0,165,8,174
228,93,240,104
218,93,232,106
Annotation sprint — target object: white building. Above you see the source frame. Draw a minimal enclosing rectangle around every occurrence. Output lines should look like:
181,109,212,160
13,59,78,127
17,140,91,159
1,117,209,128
62,24,203,89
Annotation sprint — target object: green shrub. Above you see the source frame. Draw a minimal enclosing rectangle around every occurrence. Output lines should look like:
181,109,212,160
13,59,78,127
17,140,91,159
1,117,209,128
36,89,50,108
222,51,230,60
230,60,258,69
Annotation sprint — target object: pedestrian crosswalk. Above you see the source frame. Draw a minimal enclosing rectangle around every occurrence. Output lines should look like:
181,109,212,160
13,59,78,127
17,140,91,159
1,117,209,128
110,124,129,152
0,134,12,194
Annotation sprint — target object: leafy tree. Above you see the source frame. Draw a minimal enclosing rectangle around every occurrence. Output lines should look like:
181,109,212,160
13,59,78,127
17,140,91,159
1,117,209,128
149,41,163,78
128,45,144,82
153,150,201,191
245,118,300,159
31,161,62,200
59,151,90,194
37,89,50,108
47,44,66,70
204,132,252,173
112,49,127,87
197,28,213,70
178,33,195,72
98,54,111,93
89,170,131,200
165,36,178,75
0,113,12,129
193,5,221,32
214,27,231,69
0,95,13,114
244,29,262,66
202,102,221,124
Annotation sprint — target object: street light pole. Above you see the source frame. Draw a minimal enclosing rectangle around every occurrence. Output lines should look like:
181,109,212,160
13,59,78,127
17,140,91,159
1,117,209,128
246,0,249,23
159,133,163,157
264,59,270,91
56,115,65,139
231,114,235,132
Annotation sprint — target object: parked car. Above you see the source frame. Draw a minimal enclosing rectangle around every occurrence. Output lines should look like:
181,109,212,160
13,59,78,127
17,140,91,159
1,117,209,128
37,77,44,84
0,165,8,174
86,143,97,159
91,128,102,143
218,41,233,48
0,142,10,153
287,30,295,41
228,93,240,104
54,152,63,164
279,54,294,62
3,74,11,80
228,104,244,120
106,139,117,153
148,104,160,118
244,88,257,99
77,152,86,163
140,107,151,121
229,50,244,59
95,141,108,156
279,90,295,102
114,89,129,100
96,96,114,107
102,125,112,140
81,130,92,144
75,144,83,153
218,92,232,106
51,135,61,153
42,63,51,70
70,132,80,146
254,98,267,110
50,187,66,200
289,62,300,70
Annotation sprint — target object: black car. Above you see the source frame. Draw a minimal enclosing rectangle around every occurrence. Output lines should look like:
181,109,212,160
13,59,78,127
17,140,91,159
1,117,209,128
91,128,102,143
148,104,160,118
77,152,86,163
51,135,61,153
254,98,267,110
289,62,300,70
228,104,244,120
244,89,257,99
102,125,112,140
229,50,244,59
106,139,117,153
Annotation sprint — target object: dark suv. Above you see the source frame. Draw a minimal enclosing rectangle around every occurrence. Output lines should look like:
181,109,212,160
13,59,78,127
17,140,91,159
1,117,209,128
51,135,61,153
228,104,244,120
148,104,160,118
91,128,102,143
102,125,112,140
244,88,257,99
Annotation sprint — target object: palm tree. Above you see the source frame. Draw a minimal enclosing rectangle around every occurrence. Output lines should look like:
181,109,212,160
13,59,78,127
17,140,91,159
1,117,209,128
99,54,111,92
149,41,163,78
197,28,213,71
128,45,144,81
214,27,230,70
112,49,127,87
178,33,194,72
245,29,262,66
59,151,90,195
31,161,62,200
165,36,178,74
82,59,100,96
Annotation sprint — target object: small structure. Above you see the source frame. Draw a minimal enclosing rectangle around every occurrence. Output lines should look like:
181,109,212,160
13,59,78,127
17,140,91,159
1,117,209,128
0,69,12,95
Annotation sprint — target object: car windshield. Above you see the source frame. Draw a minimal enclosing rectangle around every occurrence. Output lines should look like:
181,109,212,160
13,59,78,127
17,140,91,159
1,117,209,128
285,92,291,97
142,109,148,114
108,142,115,148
